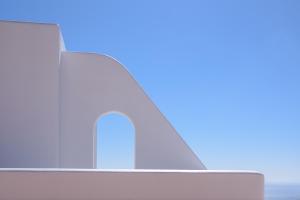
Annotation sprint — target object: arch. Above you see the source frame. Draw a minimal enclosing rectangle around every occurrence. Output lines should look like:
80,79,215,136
94,111,135,169
60,52,206,169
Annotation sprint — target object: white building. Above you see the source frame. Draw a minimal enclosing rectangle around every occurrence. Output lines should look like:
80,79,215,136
0,20,264,200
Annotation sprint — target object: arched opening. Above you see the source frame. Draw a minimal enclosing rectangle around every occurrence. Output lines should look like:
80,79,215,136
96,112,135,169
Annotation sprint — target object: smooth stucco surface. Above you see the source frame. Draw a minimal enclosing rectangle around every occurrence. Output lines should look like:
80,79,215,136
0,20,205,170
0,20,264,200
0,21,62,167
0,169,264,200
60,52,205,169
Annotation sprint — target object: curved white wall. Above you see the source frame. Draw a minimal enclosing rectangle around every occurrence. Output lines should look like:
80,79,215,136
60,52,205,169
0,20,205,170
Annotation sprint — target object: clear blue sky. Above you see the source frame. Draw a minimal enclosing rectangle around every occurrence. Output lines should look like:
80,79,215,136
1,0,299,183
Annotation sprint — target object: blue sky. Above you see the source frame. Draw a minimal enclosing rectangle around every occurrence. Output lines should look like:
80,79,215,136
1,0,299,183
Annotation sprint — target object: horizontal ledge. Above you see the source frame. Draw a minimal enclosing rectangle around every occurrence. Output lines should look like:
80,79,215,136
0,168,263,176
0,168,262,175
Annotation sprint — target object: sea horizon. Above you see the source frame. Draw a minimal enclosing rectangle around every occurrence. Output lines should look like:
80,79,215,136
265,183,300,200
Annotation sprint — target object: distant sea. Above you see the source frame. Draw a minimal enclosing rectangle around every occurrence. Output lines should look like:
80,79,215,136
265,184,300,200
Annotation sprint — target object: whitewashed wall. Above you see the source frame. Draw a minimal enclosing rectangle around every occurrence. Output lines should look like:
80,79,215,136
0,21,205,170
60,52,205,169
0,21,63,167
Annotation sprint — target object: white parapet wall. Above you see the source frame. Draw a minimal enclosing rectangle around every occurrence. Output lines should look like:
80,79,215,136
0,169,264,200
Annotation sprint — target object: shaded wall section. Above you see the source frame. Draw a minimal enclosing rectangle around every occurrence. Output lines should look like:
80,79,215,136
0,21,62,167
